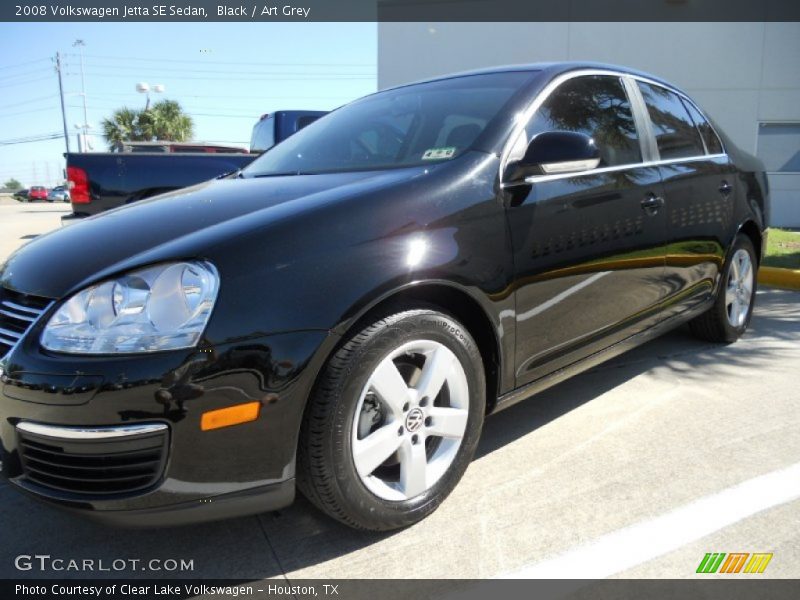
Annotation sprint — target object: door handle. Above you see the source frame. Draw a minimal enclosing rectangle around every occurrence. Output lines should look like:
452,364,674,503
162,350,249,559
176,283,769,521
640,193,664,214
718,181,733,196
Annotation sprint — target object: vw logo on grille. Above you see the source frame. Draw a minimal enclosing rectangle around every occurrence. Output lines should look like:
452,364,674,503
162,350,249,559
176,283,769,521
405,408,424,432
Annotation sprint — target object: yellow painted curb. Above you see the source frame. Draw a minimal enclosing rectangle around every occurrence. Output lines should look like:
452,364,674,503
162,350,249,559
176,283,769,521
758,266,800,290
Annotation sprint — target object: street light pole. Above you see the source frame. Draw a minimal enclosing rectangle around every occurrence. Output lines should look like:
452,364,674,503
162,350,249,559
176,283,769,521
73,39,89,141
136,82,164,111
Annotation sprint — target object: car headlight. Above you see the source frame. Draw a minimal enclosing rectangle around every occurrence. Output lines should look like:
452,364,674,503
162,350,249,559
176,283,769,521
41,261,219,354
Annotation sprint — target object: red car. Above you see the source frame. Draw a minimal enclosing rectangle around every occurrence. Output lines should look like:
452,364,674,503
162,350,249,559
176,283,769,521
27,186,49,202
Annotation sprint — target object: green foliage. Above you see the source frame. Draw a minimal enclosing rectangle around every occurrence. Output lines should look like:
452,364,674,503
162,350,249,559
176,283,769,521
101,100,194,149
3,178,22,191
764,228,800,269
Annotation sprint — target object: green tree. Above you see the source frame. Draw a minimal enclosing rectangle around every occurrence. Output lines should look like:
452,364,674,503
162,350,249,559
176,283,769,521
101,107,144,149
147,100,194,142
101,100,194,149
3,178,22,191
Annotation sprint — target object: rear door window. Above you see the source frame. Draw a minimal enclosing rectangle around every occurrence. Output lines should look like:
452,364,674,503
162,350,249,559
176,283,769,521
637,82,706,160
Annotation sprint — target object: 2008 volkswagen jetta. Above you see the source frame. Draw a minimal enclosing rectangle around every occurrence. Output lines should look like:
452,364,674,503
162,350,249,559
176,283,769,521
0,63,768,531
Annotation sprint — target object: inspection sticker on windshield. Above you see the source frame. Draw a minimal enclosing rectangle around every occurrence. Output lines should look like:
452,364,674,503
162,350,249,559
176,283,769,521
422,147,456,160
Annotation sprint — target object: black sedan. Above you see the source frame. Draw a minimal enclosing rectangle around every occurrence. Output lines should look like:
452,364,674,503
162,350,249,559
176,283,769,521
0,62,768,531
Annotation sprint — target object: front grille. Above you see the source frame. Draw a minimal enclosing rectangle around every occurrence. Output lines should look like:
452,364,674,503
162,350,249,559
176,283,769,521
16,424,169,497
0,288,51,359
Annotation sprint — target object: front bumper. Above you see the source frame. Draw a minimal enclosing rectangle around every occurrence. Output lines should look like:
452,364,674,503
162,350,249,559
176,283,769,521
0,329,333,526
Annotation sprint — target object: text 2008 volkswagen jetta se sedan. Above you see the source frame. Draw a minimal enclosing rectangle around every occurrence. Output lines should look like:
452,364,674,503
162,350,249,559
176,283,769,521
0,63,768,530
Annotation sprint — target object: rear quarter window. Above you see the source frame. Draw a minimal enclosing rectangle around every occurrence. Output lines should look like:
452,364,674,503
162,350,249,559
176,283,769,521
680,98,724,155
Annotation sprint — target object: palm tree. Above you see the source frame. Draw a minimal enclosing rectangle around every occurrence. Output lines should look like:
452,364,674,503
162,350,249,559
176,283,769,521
148,100,194,142
101,107,142,150
101,101,194,150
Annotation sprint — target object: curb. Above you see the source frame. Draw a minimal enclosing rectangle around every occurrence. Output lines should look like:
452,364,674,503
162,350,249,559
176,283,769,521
758,266,800,290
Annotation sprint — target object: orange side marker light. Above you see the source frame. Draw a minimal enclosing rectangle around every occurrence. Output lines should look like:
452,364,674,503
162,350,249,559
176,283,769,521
201,401,261,431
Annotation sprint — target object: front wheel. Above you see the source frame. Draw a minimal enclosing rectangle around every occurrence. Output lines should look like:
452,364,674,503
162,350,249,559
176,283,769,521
297,309,485,531
689,234,757,343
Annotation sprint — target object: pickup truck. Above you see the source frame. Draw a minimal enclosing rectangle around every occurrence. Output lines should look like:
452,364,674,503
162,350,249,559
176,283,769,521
64,109,326,221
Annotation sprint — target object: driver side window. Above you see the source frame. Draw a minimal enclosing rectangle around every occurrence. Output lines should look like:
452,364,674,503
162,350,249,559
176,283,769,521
525,75,643,168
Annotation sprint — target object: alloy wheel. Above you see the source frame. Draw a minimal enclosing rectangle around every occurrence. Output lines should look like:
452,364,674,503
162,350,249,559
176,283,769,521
725,248,754,328
351,339,469,501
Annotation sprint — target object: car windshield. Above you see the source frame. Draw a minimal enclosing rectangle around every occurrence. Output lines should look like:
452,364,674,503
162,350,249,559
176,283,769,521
243,72,535,177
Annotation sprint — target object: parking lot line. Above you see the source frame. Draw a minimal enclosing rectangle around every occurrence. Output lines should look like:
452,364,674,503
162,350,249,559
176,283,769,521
498,460,800,579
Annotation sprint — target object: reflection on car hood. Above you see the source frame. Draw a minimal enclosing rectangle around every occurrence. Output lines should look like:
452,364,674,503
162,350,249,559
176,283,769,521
0,168,426,299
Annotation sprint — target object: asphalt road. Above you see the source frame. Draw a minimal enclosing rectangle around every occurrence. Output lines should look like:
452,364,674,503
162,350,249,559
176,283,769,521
0,198,798,582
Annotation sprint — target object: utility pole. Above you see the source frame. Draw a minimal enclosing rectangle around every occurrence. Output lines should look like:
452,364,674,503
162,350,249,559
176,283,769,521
54,52,71,154
73,39,89,142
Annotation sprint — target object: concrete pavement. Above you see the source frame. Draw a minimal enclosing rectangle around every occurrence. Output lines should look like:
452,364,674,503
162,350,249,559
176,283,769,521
0,199,798,581
0,195,71,260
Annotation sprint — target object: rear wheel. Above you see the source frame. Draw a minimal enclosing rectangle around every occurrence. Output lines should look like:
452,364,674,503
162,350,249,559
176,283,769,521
689,234,757,343
297,309,485,531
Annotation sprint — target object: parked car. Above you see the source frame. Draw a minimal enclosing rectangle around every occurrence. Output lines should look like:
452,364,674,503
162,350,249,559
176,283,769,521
47,186,70,202
27,186,49,202
63,110,327,222
0,63,768,531
12,189,28,201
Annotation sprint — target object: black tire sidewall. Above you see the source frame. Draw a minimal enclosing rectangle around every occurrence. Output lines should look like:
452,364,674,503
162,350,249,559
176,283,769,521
326,311,485,528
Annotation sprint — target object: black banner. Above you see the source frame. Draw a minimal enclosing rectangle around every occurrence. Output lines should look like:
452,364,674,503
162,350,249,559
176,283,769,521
3,0,800,23
3,579,800,600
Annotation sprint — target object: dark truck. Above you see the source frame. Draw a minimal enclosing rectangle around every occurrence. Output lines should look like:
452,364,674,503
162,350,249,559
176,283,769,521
64,110,326,221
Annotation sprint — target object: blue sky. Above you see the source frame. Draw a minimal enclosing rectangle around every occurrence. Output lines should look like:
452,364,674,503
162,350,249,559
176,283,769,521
0,22,377,187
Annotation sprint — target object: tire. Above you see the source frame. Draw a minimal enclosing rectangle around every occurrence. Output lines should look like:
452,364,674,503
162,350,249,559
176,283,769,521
297,309,485,531
689,234,757,343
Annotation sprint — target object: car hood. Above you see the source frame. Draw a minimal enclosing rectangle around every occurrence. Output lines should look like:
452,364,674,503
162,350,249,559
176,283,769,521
0,168,427,299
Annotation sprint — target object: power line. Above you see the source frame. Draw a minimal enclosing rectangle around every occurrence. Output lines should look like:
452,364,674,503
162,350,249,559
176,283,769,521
69,98,263,112
0,106,60,119
0,132,64,146
89,91,352,100
0,94,59,110
64,52,374,68
0,132,62,142
66,71,373,81
67,104,260,120
186,112,257,119
62,62,374,77
1,66,53,81
0,57,51,70
0,75,54,89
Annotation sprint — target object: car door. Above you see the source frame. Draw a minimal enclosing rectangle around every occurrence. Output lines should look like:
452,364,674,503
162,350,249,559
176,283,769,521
507,73,669,387
634,80,738,319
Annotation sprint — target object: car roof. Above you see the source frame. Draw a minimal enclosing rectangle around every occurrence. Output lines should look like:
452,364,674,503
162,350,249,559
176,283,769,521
380,61,681,95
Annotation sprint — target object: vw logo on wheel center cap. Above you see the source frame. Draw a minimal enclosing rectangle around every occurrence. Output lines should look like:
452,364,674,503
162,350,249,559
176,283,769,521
405,407,424,432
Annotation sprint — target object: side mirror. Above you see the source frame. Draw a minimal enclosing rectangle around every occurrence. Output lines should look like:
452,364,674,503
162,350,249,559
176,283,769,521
504,131,601,184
